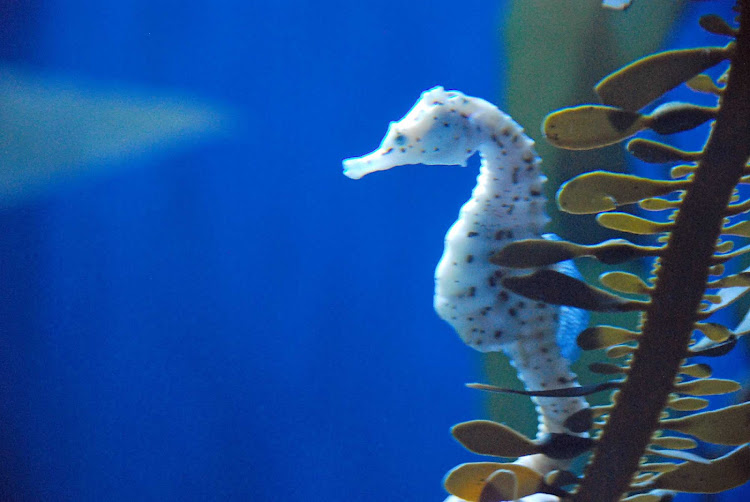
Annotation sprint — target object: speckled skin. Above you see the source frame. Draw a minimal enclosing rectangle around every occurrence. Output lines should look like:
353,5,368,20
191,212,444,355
343,86,588,438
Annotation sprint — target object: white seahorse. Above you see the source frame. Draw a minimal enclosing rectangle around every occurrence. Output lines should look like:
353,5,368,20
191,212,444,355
343,87,590,486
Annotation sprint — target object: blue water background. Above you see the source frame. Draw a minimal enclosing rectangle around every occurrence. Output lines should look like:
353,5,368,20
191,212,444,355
0,1,497,500
0,1,746,501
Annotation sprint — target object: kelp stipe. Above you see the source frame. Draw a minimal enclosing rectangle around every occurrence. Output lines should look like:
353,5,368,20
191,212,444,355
497,5,750,501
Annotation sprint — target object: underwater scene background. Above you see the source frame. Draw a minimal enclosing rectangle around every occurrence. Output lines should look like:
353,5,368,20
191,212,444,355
0,1,747,501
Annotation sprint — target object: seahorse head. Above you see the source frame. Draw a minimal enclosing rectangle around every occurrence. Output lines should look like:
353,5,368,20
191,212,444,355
343,86,482,179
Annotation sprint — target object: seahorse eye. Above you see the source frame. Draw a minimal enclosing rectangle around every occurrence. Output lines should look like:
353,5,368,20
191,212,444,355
394,133,407,146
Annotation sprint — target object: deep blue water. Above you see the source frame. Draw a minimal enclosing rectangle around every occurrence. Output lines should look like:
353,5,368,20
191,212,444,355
0,1,746,501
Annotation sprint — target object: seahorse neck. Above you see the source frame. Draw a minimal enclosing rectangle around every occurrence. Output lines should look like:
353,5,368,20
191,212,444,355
469,126,549,239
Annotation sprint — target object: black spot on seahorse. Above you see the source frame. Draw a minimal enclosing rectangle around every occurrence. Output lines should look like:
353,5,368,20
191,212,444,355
488,270,504,288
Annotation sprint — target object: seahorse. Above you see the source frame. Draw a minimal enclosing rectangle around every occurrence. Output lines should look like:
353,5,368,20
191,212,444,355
343,87,589,479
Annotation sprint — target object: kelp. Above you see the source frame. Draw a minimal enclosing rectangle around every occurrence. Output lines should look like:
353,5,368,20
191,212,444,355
472,4,750,501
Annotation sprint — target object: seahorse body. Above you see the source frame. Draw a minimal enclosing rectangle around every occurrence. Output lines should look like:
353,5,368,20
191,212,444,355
343,86,588,451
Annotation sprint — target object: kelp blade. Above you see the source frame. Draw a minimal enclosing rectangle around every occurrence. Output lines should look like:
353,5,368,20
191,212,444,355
595,45,730,110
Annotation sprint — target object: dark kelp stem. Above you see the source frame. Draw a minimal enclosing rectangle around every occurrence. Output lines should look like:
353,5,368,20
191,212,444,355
575,3,750,501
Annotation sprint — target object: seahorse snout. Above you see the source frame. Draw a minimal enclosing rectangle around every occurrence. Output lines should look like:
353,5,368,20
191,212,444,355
342,154,375,180
342,149,403,179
